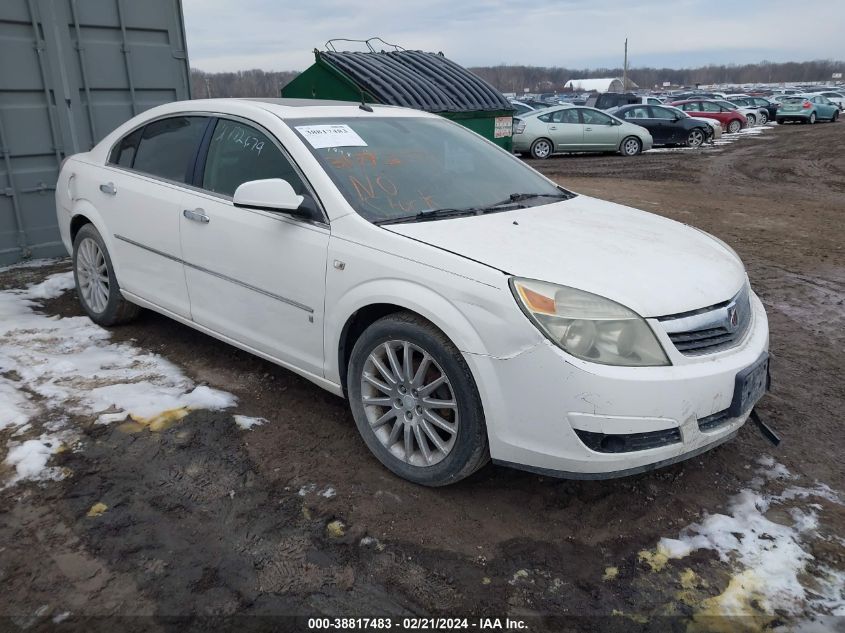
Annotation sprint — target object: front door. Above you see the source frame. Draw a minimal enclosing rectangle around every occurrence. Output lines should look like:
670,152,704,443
580,109,621,150
178,117,329,376
98,115,211,317
650,106,685,144
542,108,584,150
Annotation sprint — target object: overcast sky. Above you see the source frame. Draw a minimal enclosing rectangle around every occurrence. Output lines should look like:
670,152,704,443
182,0,844,72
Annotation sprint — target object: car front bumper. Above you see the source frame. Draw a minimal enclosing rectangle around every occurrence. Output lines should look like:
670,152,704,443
468,291,769,478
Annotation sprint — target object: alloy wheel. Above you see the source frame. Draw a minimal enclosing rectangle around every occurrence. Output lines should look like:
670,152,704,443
360,340,459,467
532,139,552,159
76,237,110,314
728,120,742,134
687,128,705,148
622,138,641,156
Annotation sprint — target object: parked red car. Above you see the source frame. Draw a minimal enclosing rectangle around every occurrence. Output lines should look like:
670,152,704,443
670,100,747,134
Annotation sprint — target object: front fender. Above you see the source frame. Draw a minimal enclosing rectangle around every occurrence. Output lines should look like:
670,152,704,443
324,276,539,386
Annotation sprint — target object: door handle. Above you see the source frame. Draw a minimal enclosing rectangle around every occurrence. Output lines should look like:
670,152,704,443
183,208,210,224
585,127,593,131
549,126,558,130
99,182,117,195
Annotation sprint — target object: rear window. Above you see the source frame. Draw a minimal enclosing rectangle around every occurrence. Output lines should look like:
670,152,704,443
108,128,142,167
132,116,209,183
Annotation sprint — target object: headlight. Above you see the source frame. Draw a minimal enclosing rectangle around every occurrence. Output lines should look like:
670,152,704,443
511,278,669,367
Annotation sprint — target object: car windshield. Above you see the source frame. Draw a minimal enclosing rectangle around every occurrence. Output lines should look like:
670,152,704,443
289,116,570,223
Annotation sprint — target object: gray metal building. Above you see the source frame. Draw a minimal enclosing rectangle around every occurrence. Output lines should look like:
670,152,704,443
0,0,191,265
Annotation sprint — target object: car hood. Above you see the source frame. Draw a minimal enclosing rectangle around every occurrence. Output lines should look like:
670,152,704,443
386,195,746,317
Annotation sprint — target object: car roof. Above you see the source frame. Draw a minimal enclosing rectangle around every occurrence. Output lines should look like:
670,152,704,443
145,98,442,121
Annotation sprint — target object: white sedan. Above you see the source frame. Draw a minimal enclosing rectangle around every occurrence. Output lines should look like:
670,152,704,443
55,99,770,485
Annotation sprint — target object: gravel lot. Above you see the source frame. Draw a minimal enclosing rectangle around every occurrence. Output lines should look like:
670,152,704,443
1,121,843,631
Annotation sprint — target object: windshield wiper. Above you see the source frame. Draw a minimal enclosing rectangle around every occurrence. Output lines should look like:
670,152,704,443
374,191,574,226
374,207,482,226
494,191,575,205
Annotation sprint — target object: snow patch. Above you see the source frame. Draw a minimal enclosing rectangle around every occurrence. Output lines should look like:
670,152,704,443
4,434,66,486
233,415,266,430
0,269,237,486
653,457,844,619
24,272,76,300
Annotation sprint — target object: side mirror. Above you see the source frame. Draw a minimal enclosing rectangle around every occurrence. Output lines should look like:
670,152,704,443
233,178,316,220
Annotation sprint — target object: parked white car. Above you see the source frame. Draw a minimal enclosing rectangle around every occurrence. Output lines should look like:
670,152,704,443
55,99,770,485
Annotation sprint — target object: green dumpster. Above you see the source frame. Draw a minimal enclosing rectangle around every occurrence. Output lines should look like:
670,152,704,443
282,49,515,151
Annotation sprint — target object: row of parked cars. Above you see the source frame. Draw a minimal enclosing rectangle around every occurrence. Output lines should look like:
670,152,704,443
510,89,844,158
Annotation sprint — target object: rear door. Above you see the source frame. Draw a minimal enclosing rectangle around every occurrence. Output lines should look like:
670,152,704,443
580,109,620,150
650,106,686,143
96,115,210,317
618,106,660,141
542,108,584,150
178,116,329,376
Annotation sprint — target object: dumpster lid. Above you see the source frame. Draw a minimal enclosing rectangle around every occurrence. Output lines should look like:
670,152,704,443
319,50,513,114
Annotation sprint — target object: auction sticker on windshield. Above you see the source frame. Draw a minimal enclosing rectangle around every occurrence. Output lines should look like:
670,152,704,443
295,124,367,149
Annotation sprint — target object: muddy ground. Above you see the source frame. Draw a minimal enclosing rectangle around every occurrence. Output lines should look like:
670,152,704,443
1,122,844,632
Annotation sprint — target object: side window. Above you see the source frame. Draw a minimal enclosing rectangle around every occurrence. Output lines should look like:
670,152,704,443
108,128,143,167
202,119,305,198
648,98,661,105
651,106,676,120
538,113,552,123
624,106,650,119
702,102,722,113
580,109,613,125
551,109,579,124
132,116,209,183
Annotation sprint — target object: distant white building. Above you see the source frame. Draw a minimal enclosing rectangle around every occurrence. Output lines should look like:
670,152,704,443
564,77,637,92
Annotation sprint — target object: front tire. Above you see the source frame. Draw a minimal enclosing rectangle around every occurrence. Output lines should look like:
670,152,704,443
72,224,140,326
759,111,768,124
746,113,756,126
347,312,489,486
686,127,706,148
831,110,839,122
530,138,553,160
727,119,742,134
620,136,642,156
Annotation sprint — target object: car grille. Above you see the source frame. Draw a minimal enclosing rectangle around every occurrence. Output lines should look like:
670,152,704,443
658,285,752,356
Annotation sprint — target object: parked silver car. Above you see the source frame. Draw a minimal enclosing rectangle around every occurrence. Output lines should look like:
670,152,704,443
513,106,653,159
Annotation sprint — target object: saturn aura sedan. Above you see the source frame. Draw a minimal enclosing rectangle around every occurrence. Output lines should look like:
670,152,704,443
56,99,769,486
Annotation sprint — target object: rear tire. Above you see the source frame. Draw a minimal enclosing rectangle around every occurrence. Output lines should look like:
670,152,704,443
72,224,140,326
530,138,553,160
347,312,490,486
809,112,817,124
776,118,784,125
620,136,642,156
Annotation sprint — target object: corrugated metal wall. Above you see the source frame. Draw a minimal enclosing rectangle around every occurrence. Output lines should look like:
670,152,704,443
0,0,191,265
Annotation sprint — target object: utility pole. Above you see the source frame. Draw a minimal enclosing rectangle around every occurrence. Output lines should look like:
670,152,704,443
623,38,628,91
